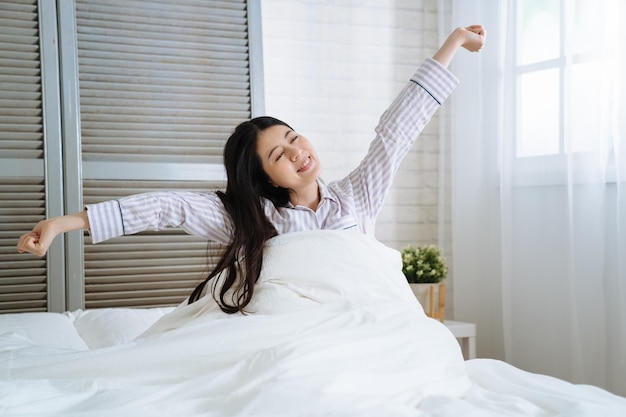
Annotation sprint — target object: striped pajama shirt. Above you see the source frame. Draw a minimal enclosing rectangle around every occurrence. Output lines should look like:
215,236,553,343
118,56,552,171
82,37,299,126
86,58,458,245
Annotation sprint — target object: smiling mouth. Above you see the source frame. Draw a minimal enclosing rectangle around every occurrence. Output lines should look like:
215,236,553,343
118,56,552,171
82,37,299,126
297,156,312,172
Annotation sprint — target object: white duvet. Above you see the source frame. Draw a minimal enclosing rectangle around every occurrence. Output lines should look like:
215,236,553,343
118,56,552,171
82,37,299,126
1,230,625,416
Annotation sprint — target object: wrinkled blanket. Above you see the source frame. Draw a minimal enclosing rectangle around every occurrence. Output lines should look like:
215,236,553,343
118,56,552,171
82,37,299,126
1,230,625,416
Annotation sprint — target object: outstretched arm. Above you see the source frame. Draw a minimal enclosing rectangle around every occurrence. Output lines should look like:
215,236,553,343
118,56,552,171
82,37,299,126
17,191,234,257
433,25,486,68
17,211,90,257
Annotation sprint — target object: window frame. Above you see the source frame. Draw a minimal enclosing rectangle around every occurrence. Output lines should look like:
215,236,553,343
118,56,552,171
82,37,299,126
510,0,619,187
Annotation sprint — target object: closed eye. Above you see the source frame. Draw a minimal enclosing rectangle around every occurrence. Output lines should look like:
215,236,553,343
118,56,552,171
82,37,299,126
275,136,297,161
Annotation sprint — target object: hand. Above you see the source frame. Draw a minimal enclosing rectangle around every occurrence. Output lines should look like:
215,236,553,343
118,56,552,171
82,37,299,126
458,25,486,52
17,219,60,257
16,211,90,257
432,24,486,67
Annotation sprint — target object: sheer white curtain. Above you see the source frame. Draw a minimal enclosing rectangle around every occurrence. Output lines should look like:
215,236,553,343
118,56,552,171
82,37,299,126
443,0,625,395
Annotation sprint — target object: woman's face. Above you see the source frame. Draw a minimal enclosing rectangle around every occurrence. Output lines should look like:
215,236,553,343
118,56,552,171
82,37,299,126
256,124,321,195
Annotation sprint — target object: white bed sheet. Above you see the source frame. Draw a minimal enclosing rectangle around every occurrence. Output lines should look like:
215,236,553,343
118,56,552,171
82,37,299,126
1,230,625,416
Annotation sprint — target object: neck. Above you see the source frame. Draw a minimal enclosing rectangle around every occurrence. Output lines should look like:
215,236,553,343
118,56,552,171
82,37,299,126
290,182,320,211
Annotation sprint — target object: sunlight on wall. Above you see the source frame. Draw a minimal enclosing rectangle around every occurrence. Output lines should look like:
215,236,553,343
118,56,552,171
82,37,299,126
261,0,396,181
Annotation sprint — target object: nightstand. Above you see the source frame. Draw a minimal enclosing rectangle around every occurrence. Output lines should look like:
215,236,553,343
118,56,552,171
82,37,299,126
444,320,476,360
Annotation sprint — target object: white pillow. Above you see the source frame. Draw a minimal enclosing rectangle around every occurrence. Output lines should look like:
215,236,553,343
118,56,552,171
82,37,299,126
68,307,173,349
0,312,89,351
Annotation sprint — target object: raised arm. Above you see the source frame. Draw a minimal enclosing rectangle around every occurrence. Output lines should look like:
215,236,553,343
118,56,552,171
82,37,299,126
17,211,90,257
432,25,486,68
333,25,485,233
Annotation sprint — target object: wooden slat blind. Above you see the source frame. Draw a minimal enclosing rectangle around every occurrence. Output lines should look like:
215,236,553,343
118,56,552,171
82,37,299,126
0,1,47,313
76,0,251,164
75,0,253,308
0,179,47,313
1,1,257,312
0,0,42,158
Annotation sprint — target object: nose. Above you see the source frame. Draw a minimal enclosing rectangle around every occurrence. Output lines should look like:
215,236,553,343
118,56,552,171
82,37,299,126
289,148,302,162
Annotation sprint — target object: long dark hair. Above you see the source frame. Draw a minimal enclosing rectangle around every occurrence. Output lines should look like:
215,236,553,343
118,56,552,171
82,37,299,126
188,117,293,313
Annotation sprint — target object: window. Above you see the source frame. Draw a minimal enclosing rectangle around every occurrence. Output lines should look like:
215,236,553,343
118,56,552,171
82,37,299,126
513,0,619,161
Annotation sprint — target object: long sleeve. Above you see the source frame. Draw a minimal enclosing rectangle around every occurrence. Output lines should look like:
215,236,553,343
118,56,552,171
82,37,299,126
85,191,233,245
336,58,458,230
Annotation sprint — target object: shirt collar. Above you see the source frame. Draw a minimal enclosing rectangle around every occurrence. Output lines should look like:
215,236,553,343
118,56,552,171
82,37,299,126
317,180,338,204
283,179,337,209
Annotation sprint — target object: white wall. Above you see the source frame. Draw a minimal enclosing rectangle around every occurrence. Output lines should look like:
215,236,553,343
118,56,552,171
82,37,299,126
260,0,446,250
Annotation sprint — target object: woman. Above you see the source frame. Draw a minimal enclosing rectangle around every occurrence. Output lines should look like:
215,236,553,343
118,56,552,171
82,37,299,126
17,25,486,314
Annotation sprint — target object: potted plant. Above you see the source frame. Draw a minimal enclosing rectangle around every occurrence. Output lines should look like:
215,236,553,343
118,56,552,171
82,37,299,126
401,245,448,321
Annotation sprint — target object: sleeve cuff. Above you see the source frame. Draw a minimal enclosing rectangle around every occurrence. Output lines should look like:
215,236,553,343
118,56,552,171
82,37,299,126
411,58,459,105
85,200,125,243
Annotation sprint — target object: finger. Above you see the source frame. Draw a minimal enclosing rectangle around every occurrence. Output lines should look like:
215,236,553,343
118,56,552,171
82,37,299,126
17,233,31,249
466,25,485,36
17,233,43,255
18,235,37,252
466,24,484,31
17,235,35,254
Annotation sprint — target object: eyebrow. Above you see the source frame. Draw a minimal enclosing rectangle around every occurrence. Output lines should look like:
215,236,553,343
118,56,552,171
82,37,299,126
267,129,293,161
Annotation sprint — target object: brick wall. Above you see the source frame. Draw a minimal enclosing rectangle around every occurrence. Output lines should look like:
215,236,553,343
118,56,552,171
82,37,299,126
261,0,454,315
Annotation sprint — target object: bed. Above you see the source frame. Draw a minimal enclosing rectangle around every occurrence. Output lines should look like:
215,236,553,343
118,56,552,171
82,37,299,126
1,230,625,416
